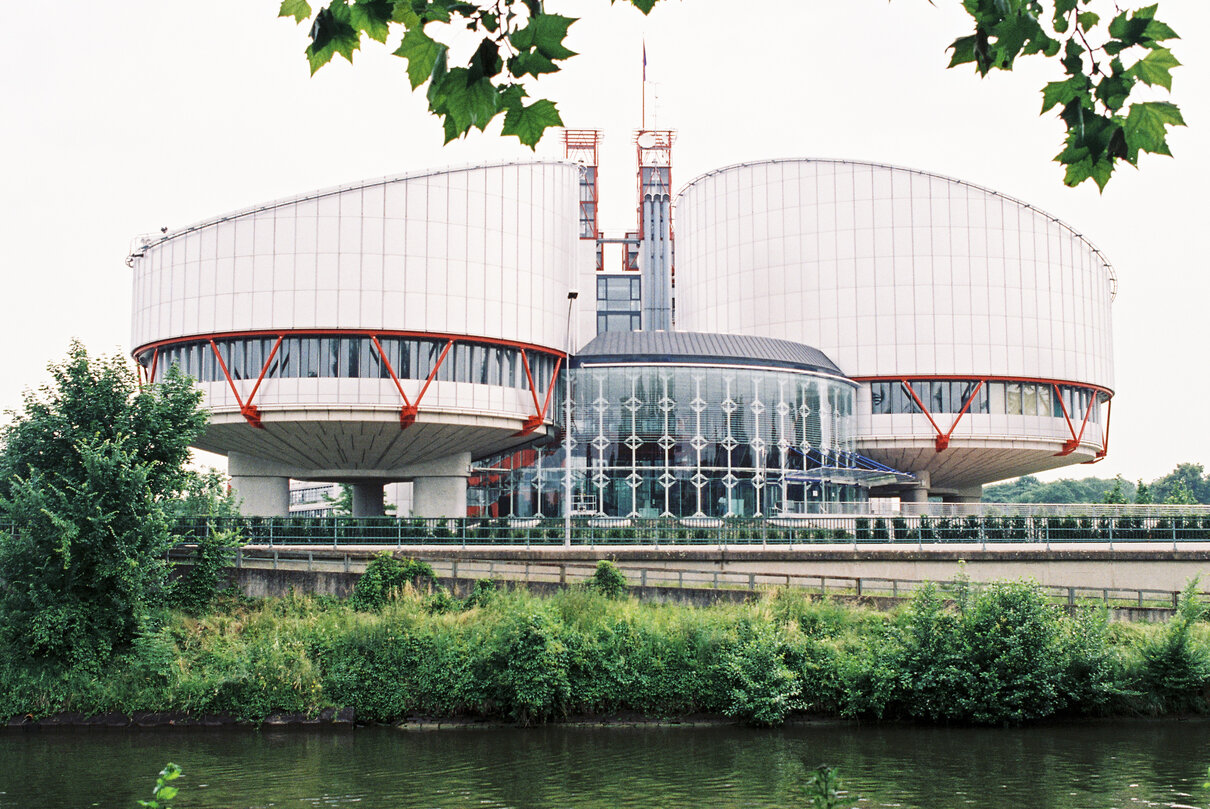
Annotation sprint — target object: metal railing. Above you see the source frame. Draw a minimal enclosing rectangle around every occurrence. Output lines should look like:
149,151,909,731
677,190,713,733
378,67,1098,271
7,511,1210,548
200,547,1195,611
165,513,1210,548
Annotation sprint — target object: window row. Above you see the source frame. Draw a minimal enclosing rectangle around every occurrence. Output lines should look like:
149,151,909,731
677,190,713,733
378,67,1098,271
141,335,561,392
869,380,1103,422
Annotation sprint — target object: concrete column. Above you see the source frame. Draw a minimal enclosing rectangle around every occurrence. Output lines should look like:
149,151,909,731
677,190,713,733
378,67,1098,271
408,452,472,518
900,486,930,504
351,482,386,517
413,476,469,517
228,451,290,516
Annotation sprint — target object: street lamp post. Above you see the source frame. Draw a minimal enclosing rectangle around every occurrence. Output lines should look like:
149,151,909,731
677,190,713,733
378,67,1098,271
563,290,578,547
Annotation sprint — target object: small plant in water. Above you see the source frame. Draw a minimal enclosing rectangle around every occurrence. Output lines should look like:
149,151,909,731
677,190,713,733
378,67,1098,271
802,765,854,809
137,763,182,809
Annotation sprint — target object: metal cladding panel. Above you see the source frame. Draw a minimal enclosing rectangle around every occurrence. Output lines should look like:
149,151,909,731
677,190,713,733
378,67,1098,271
130,162,580,353
673,159,1116,391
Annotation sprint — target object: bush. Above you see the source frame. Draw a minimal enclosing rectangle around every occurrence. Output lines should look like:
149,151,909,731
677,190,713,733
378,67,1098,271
1136,578,1210,712
348,554,436,611
585,560,628,599
167,529,240,615
465,578,498,609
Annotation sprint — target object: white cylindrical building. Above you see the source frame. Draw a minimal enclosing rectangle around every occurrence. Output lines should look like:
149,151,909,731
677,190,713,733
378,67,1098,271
130,162,579,515
674,159,1116,499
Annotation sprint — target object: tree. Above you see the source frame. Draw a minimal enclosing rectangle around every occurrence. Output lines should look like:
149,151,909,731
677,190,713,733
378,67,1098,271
0,344,208,664
1150,462,1210,505
1134,480,1153,504
171,468,242,518
278,0,1183,189
1100,475,1129,504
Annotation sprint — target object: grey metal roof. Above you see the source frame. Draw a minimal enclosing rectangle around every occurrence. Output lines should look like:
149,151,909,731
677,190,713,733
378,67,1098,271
574,331,847,377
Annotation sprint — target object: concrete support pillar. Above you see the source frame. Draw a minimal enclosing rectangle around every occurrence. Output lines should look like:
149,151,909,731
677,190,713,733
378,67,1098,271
351,482,386,517
408,452,472,518
228,451,290,517
900,486,930,504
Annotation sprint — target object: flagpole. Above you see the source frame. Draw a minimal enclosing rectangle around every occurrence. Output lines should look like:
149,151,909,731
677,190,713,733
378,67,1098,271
641,41,647,130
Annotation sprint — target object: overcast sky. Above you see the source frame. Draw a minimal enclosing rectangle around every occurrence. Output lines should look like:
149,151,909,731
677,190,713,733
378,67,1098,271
1,1,1206,485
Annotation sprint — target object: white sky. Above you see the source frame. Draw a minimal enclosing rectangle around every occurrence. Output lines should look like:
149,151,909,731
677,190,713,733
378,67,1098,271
1,0,1206,485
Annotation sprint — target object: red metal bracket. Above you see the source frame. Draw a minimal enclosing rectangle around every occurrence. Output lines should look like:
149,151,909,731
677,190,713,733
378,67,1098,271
148,349,160,386
899,380,948,452
398,339,454,429
1057,391,1096,456
899,379,985,453
208,337,282,429
371,335,416,428
515,353,564,436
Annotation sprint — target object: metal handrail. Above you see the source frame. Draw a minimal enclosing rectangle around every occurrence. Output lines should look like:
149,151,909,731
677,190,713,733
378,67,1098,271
159,513,1210,548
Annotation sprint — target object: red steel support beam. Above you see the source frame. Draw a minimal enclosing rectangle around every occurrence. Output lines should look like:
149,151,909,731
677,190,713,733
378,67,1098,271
149,348,160,386
371,335,417,428
516,355,564,436
899,380,950,452
1084,397,1113,463
209,339,251,423
208,338,282,429
1058,392,1097,456
938,379,985,451
400,339,454,429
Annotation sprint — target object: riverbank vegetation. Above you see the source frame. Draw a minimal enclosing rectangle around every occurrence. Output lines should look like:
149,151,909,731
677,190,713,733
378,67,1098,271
3,563,1210,728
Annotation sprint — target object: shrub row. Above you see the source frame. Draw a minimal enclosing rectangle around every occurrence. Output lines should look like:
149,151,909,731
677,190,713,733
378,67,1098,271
2,578,1208,727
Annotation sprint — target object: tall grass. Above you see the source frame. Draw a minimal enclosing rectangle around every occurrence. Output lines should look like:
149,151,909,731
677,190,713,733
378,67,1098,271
2,580,1209,726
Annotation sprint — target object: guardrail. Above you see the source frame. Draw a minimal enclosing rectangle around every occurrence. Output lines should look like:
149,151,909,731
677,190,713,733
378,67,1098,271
164,514,1210,548
190,547,1195,611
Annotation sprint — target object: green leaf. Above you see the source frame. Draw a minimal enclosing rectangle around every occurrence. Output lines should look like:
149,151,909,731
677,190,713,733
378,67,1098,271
1040,76,1085,114
1142,18,1179,43
467,37,503,83
156,786,179,801
394,27,444,89
306,4,361,74
427,70,502,139
947,35,979,68
1094,66,1134,112
628,0,658,13
510,14,577,61
508,50,559,78
501,97,562,148
1076,11,1099,32
279,0,312,23
1129,47,1180,90
350,0,394,43
1123,100,1185,156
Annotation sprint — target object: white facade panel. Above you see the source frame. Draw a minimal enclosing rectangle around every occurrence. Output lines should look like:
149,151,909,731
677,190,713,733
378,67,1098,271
675,159,1115,390
131,162,579,353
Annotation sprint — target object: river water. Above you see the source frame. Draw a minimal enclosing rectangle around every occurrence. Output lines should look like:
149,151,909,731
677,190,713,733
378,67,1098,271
2,720,1208,808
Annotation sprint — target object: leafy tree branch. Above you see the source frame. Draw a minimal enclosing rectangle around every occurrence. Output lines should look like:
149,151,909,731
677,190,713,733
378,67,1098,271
280,0,1182,188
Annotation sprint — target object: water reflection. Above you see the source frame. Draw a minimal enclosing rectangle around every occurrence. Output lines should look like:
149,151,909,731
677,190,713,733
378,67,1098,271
2,721,1208,809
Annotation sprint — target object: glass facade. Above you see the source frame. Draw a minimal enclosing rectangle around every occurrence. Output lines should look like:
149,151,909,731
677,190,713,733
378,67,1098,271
869,379,1103,423
470,363,863,519
596,275,641,335
138,335,561,393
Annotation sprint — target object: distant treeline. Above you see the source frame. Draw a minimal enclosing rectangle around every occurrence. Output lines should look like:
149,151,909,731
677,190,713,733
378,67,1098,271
983,463,1210,505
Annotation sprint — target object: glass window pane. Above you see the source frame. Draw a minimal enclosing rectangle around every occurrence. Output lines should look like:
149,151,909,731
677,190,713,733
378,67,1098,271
1006,382,1022,415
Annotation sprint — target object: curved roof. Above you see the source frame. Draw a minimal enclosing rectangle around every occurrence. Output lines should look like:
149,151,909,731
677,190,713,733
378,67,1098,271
573,331,848,378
